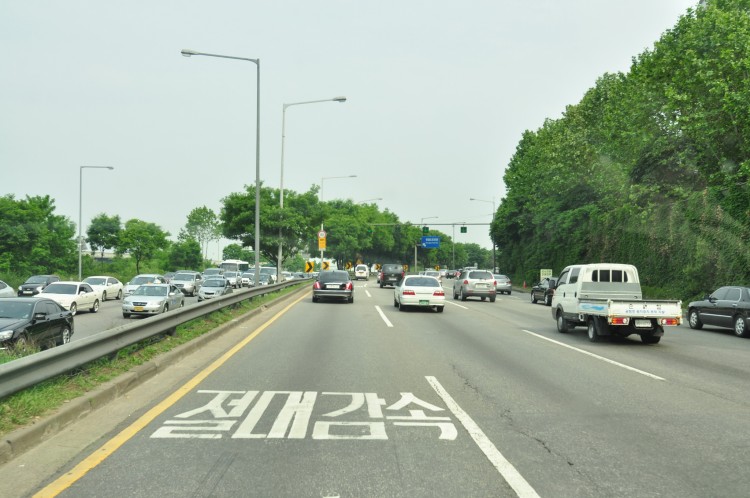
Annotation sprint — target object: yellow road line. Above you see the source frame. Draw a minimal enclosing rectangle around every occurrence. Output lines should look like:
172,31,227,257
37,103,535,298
35,292,308,497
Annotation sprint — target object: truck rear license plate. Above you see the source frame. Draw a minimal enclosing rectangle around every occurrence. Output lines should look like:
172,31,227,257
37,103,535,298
635,319,652,328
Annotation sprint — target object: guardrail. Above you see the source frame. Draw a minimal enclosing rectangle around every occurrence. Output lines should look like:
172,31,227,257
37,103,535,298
0,280,305,400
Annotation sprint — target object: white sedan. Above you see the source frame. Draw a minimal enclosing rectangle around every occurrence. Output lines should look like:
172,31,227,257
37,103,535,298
393,275,445,312
83,275,124,301
40,281,101,315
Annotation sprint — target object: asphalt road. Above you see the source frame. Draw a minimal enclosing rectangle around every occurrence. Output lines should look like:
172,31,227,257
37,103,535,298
5,279,750,497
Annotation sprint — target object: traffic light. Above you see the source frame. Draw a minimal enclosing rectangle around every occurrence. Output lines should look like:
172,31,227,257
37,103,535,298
460,226,467,233
422,226,429,234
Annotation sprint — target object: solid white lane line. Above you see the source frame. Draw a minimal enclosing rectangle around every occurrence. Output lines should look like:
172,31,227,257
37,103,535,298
365,290,372,298
445,301,469,309
522,330,666,381
426,376,540,498
375,305,393,327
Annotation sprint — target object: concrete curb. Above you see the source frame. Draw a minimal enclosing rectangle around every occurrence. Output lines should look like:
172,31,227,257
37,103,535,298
0,285,308,465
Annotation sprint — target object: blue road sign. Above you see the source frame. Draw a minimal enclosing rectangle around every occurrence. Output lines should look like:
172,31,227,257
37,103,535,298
421,236,440,248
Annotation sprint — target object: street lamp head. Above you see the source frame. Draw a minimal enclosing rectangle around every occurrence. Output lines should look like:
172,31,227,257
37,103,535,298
181,49,197,57
333,96,347,102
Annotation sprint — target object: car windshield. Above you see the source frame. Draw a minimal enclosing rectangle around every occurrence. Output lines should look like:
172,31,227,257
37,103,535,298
130,276,154,285
24,276,49,284
43,283,77,295
0,301,34,319
84,277,106,285
494,275,508,281
172,274,194,281
133,286,167,296
204,279,225,287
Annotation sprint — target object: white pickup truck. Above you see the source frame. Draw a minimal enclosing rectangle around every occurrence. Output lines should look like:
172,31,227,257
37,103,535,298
551,263,682,344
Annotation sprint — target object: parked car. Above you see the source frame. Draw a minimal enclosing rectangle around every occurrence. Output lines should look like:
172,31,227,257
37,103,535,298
83,275,124,301
453,269,497,302
17,275,60,296
0,297,74,350
124,274,167,296
312,270,354,303
40,281,101,315
197,278,233,301
687,286,750,338
394,274,445,312
354,264,370,280
122,284,185,318
494,274,512,295
0,280,15,298
171,271,203,296
530,277,556,306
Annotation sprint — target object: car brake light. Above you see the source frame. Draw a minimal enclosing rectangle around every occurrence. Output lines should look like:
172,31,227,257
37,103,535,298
433,290,444,296
463,280,469,285
313,282,321,289
492,281,497,286
403,290,415,295
346,282,353,290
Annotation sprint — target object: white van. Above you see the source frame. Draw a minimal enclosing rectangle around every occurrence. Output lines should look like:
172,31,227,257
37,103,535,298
354,264,370,280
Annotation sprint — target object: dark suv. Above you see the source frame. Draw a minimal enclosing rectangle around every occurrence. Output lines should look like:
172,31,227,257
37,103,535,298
18,275,60,296
379,264,405,288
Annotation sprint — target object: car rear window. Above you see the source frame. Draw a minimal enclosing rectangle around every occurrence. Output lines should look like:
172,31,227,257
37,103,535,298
404,277,440,287
468,271,493,280
319,271,349,283
383,264,403,272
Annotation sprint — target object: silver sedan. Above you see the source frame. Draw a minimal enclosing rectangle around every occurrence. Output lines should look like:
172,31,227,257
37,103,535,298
121,284,184,318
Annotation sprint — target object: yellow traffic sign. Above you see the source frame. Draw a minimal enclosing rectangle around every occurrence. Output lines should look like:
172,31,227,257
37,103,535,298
346,261,353,270
305,261,315,273
434,265,440,271
322,261,330,270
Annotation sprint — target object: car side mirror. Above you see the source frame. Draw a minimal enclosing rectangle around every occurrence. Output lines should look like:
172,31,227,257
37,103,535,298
33,312,46,321
708,295,717,303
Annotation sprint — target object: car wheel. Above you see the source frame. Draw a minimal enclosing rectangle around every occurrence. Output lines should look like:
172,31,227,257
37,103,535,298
102,291,107,301
437,306,444,313
90,299,99,313
312,296,318,303
163,304,169,313
394,298,399,308
587,318,601,343
531,292,537,304
348,295,354,303
688,309,703,330
545,294,552,306
69,302,77,316
116,289,122,300
460,289,467,302
379,282,384,288
453,289,458,300
57,326,71,346
490,296,496,303
398,301,406,312
641,333,661,344
13,334,32,353
556,311,569,333
123,312,130,319
734,315,749,338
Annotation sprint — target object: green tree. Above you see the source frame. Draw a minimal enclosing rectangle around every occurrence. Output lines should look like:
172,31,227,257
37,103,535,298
181,206,221,259
0,194,76,275
86,213,122,258
222,243,254,262
168,239,202,271
116,219,169,274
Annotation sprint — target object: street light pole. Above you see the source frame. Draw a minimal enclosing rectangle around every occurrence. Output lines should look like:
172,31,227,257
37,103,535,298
78,165,114,280
319,175,357,262
181,48,261,286
278,97,346,281
470,197,497,272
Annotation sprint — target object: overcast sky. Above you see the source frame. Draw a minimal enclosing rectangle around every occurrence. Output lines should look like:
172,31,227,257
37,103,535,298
2,1,698,261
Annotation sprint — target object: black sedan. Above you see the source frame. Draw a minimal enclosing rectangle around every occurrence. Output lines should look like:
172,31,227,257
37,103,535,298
531,277,557,306
312,270,354,303
687,286,750,338
0,297,74,350
17,274,60,296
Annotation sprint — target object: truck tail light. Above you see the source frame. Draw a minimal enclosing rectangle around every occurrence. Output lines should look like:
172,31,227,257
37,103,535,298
660,318,680,326
610,317,630,325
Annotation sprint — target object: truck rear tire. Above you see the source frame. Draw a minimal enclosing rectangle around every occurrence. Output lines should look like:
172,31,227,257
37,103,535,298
556,311,569,333
641,334,661,344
